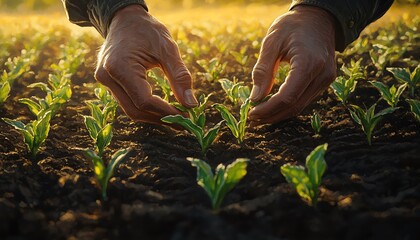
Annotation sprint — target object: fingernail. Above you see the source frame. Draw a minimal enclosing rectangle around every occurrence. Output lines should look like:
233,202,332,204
184,89,198,107
250,85,260,101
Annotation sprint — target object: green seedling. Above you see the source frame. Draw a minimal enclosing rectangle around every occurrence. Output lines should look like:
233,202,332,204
2,111,52,159
3,50,32,85
20,73,72,118
51,40,88,77
406,99,420,122
83,87,118,156
230,46,249,66
370,81,407,108
0,80,10,103
387,66,420,97
162,94,223,154
187,157,249,210
310,112,322,135
84,101,117,156
84,148,130,200
330,76,358,105
280,143,328,207
147,69,173,102
214,98,251,144
218,77,250,105
197,57,227,82
369,44,402,75
341,59,364,80
349,104,396,145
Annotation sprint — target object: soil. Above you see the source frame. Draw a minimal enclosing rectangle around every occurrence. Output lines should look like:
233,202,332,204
1,27,420,240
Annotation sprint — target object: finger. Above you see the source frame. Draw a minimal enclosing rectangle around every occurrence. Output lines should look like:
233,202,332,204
250,65,334,124
250,31,283,102
249,52,324,120
102,60,180,118
95,67,178,125
160,38,198,108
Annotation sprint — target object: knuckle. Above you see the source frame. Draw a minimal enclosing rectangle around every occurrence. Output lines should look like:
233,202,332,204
174,68,192,86
252,63,270,81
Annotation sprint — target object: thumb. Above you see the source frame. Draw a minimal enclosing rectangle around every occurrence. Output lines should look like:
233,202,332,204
251,34,281,102
161,40,198,108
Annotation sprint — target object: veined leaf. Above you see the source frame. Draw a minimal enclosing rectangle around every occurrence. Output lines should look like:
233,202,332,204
281,164,313,204
96,124,113,156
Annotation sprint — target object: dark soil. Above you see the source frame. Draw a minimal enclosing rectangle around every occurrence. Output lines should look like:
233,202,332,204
1,24,420,240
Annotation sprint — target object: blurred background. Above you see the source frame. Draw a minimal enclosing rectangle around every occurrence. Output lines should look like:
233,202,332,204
0,0,418,11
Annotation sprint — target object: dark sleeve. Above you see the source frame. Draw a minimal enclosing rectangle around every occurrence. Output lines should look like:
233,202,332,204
61,0,148,38
290,0,394,51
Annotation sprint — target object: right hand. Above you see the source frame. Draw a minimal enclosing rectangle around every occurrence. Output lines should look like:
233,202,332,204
95,5,197,125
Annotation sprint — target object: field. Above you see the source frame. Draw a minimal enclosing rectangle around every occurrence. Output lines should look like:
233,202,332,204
1,3,420,240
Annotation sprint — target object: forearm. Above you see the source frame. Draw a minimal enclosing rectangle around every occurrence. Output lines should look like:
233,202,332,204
290,0,394,51
61,0,148,37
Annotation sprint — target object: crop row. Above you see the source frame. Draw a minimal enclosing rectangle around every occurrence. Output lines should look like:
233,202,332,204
0,16,419,209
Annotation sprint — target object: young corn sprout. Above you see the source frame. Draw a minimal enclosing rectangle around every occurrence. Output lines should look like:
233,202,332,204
187,157,249,210
214,98,251,144
21,73,72,118
83,86,118,156
218,77,250,105
330,76,358,105
310,112,322,135
162,95,223,154
341,58,364,80
349,104,396,145
230,46,249,67
406,99,420,122
387,66,419,97
147,69,173,102
197,57,227,82
369,44,401,75
370,81,407,108
84,148,131,200
0,49,34,104
280,143,328,207
2,111,52,159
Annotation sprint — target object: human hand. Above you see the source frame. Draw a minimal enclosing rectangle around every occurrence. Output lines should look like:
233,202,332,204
249,5,336,124
95,5,197,125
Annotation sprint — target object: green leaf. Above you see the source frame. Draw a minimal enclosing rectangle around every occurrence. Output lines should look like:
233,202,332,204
406,99,420,122
96,124,113,156
84,116,101,141
84,149,105,183
104,148,131,196
161,115,203,141
305,144,328,188
32,111,52,155
188,158,249,209
214,104,239,137
19,98,41,116
187,157,215,198
86,101,105,127
28,82,52,93
224,158,249,192
387,67,410,83
281,164,313,204
311,112,322,134
0,81,10,103
202,120,224,153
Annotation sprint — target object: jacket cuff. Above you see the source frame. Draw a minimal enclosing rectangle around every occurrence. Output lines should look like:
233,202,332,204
87,0,148,38
290,0,359,52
